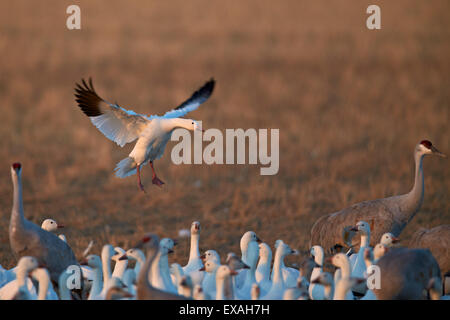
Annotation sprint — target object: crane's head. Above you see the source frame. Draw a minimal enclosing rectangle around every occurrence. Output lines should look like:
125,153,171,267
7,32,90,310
417,140,446,158
11,162,22,176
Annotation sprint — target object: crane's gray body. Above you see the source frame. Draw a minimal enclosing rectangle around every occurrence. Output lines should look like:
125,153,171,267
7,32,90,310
409,225,450,278
10,166,78,283
373,247,441,300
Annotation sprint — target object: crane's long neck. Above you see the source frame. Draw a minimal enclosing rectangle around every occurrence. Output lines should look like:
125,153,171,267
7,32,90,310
137,245,159,292
11,171,26,229
188,234,200,263
400,152,425,224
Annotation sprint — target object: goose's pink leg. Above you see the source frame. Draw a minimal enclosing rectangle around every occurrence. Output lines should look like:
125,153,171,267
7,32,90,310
150,161,165,187
136,165,146,193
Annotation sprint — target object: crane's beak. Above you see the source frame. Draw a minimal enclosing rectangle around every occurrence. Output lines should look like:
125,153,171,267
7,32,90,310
431,146,446,158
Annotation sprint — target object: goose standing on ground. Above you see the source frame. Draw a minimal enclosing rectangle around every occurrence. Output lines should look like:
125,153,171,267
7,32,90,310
0,256,38,300
136,233,188,300
9,163,78,283
41,219,66,242
373,247,441,300
255,242,272,296
111,247,128,280
310,140,446,251
216,265,238,300
309,245,325,300
311,272,334,300
74,78,215,192
329,253,355,300
199,260,220,297
149,238,177,293
271,240,300,287
261,240,296,300
409,224,449,281
349,221,371,295
236,231,261,298
122,248,146,279
182,221,204,285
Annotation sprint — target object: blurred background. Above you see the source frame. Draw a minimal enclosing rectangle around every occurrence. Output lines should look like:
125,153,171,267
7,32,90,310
0,0,448,268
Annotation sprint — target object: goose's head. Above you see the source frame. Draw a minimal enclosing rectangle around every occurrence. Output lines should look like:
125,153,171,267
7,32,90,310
190,221,201,235
18,256,39,273
373,243,388,260
11,162,22,177
41,219,64,232
81,254,102,269
258,242,272,261
415,140,446,158
216,265,238,280
240,231,262,252
276,240,297,257
350,221,371,235
125,248,145,262
201,250,220,263
160,238,177,255
380,233,400,247
112,247,127,262
310,245,324,266
199,259,220,273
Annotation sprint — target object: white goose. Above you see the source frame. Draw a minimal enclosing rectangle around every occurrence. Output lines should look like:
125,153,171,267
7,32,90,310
261,240,295,300
379,232,400,247
329,253,355,300
199,259,220,298
74,78,215,192
150,238,177,293
215,265,238,300
0,256,39,300
309,245,325,300
30,267,59,300
310,272,334,300
123,248,146,279
200,249,220,293
255,242,272,296
350,221,371,295
272,240,300,288
41,218,66,242
236,231,261,299
111,247,128,280
182,221,204,286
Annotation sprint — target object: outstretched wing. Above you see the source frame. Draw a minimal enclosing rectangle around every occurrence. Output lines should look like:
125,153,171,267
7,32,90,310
74,78,150,147
162,78,215,118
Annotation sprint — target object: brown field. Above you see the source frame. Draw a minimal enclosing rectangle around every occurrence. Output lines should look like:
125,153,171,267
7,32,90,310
0,0,448,269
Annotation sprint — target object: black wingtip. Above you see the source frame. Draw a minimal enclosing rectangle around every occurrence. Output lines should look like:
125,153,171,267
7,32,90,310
74,77,103,117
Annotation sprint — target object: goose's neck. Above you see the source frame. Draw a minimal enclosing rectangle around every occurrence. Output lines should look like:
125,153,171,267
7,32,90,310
36,274,49,300
188,234,200,263
88,267,103,299
272,249,285,285
102,253,112,285
112,260,128,279
338,259,351,278
257,254,272,280
11,172,26,228
400,153,425,224
216,276,228,300
134,251,146,276
360,233,370,248
324,283,335,300
150,251,163,283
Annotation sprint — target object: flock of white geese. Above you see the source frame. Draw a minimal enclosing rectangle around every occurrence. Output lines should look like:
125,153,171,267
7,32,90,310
0,138,448,300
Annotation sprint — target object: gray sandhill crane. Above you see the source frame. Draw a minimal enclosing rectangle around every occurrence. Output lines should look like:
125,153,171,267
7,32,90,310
74,77,215,192
310,140,446,251
373,247,441,300
136,233,189,300
9,163,78,283
409,224,449,279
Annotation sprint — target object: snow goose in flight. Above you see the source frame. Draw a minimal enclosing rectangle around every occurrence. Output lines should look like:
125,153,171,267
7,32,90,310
310,140,446,251
74,78,215,192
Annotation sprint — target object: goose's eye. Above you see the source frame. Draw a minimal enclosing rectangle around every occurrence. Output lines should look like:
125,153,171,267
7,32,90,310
192,122,194,124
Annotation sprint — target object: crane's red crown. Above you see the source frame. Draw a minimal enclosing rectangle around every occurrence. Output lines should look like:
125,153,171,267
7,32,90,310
420,140,432,149
12,163,21,170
